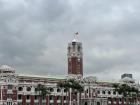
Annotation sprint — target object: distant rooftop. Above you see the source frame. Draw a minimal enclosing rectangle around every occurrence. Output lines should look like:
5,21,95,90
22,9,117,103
0,65,15,71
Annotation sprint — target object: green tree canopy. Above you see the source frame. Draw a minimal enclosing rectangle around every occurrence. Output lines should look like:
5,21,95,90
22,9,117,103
57,79,84,92
35,84,50,98
112,83,138,97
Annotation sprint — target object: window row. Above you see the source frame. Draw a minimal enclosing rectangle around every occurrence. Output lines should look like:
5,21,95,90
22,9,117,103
108,98,134,102
47,88,67,93
86,89,121,95
97,90,119,95
18,95,67,100
18,87,67,93
18,87,31,91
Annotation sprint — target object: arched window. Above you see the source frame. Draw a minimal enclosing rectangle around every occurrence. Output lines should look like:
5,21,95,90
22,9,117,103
35,95,38,100
64,89,67,93
49,96,53,100
102,91,105,94
108,91,111,94
50,88,54,92
57,96,61,100
113,91,116,95
18,87,23,91
84,102,88,105
97,102,100,105
119,98,122,102
64,96,66,100
97,91,100,94
86,89,88,93
18,95,22,100
114,98,116,101
57,88,61,92
27,95,30,100
26,87,31,91
8,85,13,90
108,97,111,101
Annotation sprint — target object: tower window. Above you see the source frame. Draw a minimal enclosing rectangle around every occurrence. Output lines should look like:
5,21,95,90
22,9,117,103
68,47,70,53
78,46,81,52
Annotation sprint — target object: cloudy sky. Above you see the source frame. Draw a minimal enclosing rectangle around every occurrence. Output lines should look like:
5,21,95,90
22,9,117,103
0,0,140,81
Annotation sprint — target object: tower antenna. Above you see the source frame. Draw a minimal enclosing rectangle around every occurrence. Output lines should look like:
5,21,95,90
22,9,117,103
73,32,79,41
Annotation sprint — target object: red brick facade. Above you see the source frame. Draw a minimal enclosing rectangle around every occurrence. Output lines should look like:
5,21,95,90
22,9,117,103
68,57,83,76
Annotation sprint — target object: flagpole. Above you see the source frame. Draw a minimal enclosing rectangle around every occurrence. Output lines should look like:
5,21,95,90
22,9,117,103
74,32,79,42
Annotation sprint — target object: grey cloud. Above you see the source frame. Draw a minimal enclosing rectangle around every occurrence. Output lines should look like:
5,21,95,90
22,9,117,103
0,0,140,81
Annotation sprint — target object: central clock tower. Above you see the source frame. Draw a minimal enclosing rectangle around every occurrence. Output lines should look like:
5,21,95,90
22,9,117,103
67,34,83,76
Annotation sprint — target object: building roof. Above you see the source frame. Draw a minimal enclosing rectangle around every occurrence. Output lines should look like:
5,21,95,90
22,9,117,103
120,77,135,83
18,74,66,80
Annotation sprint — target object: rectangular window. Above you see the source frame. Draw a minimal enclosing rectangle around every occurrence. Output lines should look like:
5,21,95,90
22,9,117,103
8,85,13,90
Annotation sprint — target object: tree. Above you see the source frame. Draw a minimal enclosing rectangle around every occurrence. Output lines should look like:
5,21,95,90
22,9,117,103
112,83,139,105
35,84,50,105
58,79,83,92
57,79,84,105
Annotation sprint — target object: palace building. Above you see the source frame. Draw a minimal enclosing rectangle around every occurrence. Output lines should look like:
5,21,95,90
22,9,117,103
0,35,140,105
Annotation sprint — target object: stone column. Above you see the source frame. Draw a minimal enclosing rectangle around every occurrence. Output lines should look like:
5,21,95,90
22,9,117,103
22,95,26,105
111,98,114,105
46,96,49,105
54,95,57,105
121,97,124,105
30,95,34,105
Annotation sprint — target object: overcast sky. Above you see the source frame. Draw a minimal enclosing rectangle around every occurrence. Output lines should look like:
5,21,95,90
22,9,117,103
0,0,140,81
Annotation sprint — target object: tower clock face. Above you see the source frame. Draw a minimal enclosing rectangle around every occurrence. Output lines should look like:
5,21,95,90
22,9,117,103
78,58,80,62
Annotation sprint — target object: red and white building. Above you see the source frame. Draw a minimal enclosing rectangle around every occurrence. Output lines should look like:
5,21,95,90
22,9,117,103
0,35,140,105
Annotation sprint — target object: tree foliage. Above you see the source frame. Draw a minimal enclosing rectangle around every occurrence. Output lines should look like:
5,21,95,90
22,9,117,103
57,79,84,92
112,83,138,97
35,84,50,98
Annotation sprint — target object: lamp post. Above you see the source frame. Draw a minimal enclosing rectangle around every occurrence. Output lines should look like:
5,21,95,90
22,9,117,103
0,85,2,105
69,88,72,105
77,92,79,105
